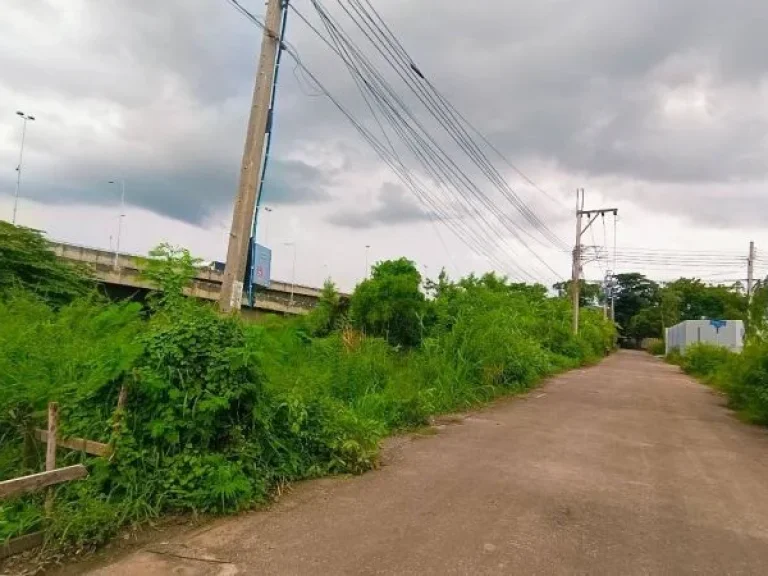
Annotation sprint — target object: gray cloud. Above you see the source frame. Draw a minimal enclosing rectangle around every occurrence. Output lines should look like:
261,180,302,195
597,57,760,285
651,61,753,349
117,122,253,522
262,160,334,206
327,182,433,229
2,0,768,233
0,157,331,226
601,178,768,230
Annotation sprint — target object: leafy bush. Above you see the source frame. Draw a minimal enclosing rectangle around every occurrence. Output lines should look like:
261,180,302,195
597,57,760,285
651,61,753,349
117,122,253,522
0,500,42,542
666,348,683,365
669,340,768,425
0,222,89,305
0,292,143,418
714,341,768,424
350,258,425,348
646,339,666,356
678,343,735,379
306,280,346,337
0,250,614,555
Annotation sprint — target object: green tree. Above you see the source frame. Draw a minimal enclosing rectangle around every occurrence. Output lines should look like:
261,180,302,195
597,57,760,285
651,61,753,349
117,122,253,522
613,273,660,334
349,258,426,347
661,278,746,322
307,279,346,336
139,243,201,310
552,279,604,307
424,268,457,300
614,274,749,344
0,221,89,304
627,307,663,341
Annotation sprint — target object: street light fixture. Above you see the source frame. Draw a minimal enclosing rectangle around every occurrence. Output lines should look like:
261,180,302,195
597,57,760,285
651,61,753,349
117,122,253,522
257,205,273,245
12,110,36,224
108,180,126,270
365,245,371,279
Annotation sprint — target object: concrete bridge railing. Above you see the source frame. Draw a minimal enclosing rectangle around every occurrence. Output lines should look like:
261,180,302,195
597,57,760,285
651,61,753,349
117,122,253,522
50,242,330,316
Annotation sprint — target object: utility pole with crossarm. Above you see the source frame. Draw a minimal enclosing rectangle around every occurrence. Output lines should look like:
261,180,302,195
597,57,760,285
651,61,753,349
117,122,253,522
572,188,618,334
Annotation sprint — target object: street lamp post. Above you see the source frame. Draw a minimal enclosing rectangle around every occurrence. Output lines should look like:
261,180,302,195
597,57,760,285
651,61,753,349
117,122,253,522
365,245,371,279
284,242,296,306
12,111,35,224
108,180,126,270
257,205,273,245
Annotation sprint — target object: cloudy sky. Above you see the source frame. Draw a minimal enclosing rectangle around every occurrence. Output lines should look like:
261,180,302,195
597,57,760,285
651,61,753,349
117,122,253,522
2,0,768,291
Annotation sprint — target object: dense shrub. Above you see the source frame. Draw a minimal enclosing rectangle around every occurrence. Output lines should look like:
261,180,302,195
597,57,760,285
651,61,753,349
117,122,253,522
0,244,614,555
0,292,143,416
1,298,381,550
678,343,735,379
646,339,665,356
306,280,346,337
716,341,768,424
669,341,768,425
0,222,89,305
350,258,426,348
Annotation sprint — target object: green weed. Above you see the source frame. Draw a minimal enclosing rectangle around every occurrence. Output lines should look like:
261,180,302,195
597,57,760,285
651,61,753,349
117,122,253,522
669,341,768,425
0,231,614,555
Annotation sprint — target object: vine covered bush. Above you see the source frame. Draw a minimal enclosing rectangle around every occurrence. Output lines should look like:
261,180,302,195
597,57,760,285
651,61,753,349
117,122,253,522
0,224,614,555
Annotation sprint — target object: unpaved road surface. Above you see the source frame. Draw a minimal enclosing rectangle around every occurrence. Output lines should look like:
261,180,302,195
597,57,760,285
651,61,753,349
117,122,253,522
87,351,768,575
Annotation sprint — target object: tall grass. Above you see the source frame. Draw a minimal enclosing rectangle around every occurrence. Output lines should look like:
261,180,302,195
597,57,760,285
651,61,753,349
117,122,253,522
0,268,614,553
670,341,768,425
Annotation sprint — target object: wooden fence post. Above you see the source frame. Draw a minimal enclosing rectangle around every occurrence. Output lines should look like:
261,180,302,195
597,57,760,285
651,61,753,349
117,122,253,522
44,402,58,515
116,384,127,417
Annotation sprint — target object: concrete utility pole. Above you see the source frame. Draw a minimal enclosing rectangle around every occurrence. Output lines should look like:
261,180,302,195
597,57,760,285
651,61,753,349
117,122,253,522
571,189,584,335
747,241,755,299
572,188,618,334
219,0,284,314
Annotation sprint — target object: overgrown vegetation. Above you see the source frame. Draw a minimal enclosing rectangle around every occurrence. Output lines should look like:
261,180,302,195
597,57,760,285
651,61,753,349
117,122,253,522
664,281,768,425
609,273,756,346
669,337,768,426
0,221,89,304
603,265,768,425
0,223,614,556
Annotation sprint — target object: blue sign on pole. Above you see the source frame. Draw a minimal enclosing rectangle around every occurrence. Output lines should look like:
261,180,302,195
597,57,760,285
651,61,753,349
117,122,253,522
250,241,272,289
709,319,727,333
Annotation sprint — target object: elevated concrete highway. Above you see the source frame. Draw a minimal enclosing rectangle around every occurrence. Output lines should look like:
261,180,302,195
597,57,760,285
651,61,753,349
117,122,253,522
51,242,330,316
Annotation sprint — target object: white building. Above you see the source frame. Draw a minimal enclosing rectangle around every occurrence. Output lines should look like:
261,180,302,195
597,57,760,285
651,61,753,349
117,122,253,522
665,319,745,355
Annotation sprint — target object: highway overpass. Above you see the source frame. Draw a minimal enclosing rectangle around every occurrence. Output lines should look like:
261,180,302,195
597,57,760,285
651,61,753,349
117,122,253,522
51,242,330,317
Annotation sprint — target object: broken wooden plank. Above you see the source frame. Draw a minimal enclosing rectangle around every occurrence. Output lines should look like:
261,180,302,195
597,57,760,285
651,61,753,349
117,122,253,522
116,384,128,412
34,430,110,457
0,532,44,561
0,465,88,500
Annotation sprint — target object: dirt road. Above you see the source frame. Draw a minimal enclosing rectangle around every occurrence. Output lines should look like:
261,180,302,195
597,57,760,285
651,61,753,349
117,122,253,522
88,351,768,575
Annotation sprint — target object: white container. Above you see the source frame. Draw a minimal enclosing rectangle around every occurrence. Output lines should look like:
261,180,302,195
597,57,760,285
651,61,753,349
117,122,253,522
665,320,745,355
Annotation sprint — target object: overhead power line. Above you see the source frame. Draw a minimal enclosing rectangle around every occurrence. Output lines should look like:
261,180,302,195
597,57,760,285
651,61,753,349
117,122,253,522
224,0,548,281
285,0,567,280
226,0,570,283
326,0,568,249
